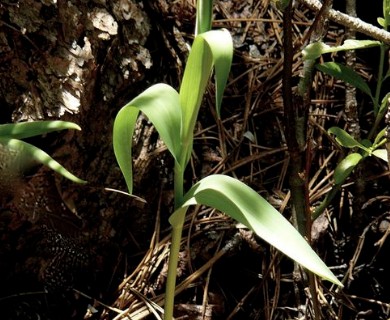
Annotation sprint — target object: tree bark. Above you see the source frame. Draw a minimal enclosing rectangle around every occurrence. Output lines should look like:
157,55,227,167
0,1,168,314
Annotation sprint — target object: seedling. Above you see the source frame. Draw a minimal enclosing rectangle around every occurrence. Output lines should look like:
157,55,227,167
113,1,342,318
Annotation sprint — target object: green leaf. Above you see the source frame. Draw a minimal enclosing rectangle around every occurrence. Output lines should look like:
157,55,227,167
383,0,390,27
274,0,291,11
170,174,343,286
372,149,388,162
378,17,386,28
113,105,139,194
113,84,182,194
179,29,233,167
378,92,390,120
334,153,362,184
303,40,381,60
195,0,213,35
316,62,373,98
0,138,86,184
328,127,369,151
0,120,81,139
373,128,387,147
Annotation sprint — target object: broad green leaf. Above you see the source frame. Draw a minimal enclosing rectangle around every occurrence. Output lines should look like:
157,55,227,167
170,174,343,286
179,29,232,167
113,105,139,194
0,138,86,184
179,34,213,168
206,30,233,118
303,40,381,61
195,0,213,35
328,127,369,151
0,120,81,139
373,149,388,162
316,62,373,98
113,84,182,194
334,153,362,184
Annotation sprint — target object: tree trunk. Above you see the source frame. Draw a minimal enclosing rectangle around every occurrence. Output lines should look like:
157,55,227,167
0,1,175,318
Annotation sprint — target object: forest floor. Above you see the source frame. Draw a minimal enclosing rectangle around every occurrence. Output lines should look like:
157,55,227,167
1,1,390,319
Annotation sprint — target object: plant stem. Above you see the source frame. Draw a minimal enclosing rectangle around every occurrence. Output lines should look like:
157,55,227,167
195,0,213,36
374,44,386,115
368,43,389,139
283,0,308,237
174,162,184,210
164,222,184,320
344,0,360,140
312,184,341,220
164,162,186,320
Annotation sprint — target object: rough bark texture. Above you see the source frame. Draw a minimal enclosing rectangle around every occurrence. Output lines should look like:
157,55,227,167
0,1,167,318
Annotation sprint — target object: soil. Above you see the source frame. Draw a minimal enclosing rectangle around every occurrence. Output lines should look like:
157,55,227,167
0,1,389,319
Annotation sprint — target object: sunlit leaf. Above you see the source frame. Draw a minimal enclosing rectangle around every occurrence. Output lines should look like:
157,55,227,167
170,174,343,286
378,17,386,28
317,62,373,98
0,120,81,139
303,40,381,60
0,138,86,184
113,105,139,194
113,84,182,194
372,149,388,162
179,29,233,167
334,153,362,184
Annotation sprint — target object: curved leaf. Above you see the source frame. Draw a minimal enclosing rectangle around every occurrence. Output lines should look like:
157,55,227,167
373,128,387,147
202,29,233,117
113,84,182,194
328,127,369,151
334,153,362,184
372,149,388,162
378,92,390,119
113,105,139,194
303,40,381,60
170,174,343,286
316,62,373,98
0,120,81,139
179,29,233,167
0,138,86,184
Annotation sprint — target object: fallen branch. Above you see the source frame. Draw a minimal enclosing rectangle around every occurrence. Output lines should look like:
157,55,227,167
298,0,390,44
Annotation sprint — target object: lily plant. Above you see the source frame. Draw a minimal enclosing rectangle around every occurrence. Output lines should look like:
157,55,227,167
113,1,342,319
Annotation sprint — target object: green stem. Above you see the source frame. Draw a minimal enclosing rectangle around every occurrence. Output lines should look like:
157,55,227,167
374,44,385,115
164,222,185,320
195,0,213,36
174,162,184,210
312,184,341,220
369,43,389,140
163,162,186,319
